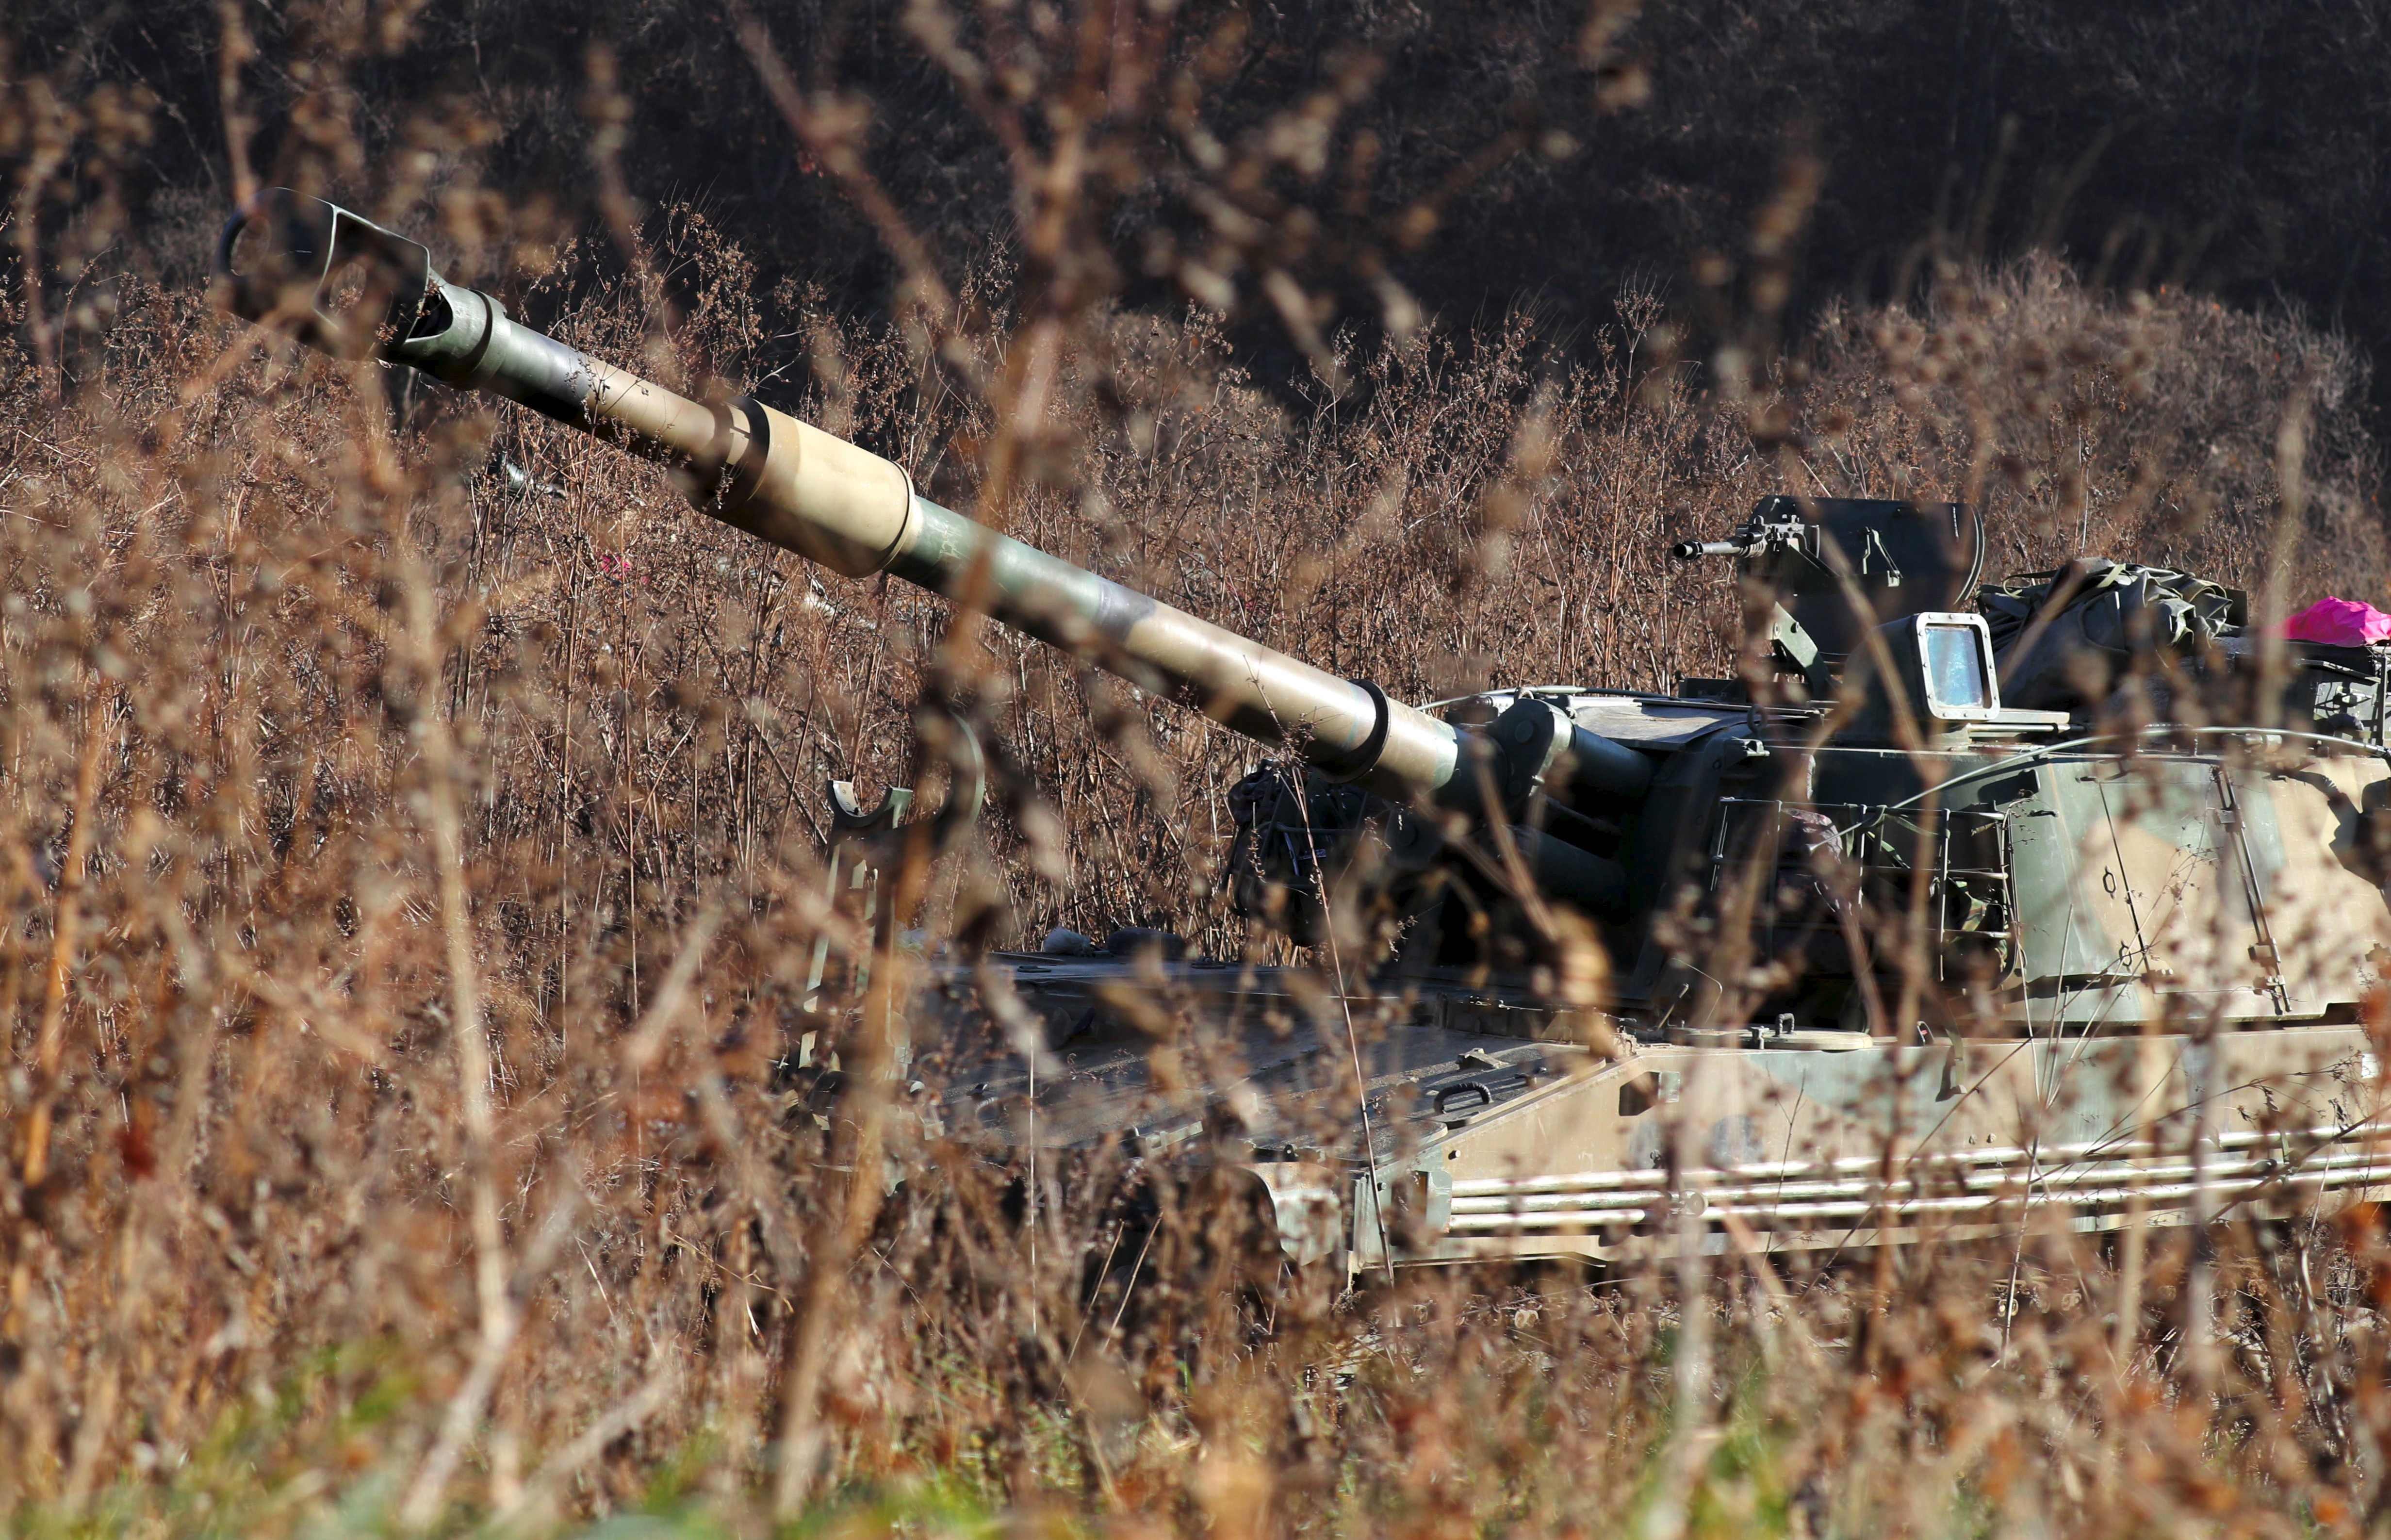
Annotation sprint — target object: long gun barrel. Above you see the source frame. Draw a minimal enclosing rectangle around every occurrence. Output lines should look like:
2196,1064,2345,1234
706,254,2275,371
217,190,1460,798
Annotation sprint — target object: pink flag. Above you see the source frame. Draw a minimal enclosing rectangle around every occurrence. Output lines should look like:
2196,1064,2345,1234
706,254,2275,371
2284,596,2391,646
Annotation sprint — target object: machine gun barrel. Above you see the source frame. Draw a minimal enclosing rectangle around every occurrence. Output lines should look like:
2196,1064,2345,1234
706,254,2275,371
218,190,1459,798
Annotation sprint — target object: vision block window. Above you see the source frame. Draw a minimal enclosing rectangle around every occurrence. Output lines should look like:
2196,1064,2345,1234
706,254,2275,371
1923,622,1992,715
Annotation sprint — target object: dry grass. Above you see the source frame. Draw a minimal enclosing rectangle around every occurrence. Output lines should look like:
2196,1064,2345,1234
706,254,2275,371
7,6,2391,1537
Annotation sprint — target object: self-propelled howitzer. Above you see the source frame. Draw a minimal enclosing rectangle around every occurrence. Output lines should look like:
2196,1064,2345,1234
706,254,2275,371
223,190,2391,1277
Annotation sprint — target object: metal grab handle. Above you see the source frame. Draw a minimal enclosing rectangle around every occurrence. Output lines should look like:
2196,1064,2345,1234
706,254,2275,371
1434,1081,1494,1117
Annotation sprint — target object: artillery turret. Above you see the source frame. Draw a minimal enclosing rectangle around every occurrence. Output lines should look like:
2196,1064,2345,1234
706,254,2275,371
223,190,2391,1276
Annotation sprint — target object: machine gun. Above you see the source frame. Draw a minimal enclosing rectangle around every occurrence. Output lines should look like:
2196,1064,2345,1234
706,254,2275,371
222,191,2391,1275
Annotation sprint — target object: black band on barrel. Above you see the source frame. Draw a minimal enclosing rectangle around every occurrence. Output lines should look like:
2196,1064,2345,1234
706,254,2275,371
1315,679,1392,783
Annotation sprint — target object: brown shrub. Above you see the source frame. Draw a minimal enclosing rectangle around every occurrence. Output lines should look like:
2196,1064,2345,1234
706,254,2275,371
0,212,2384,1532
2,4,2387,1524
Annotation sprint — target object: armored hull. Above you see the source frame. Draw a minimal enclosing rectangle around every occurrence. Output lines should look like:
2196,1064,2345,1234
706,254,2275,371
929,721,2391,1275
911,993,2387,1276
